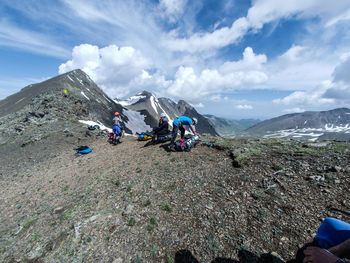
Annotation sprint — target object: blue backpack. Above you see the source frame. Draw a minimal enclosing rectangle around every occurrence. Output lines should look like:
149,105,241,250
76,146,92,154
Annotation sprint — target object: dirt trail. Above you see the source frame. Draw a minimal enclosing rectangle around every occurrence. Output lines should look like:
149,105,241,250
0,136,349,262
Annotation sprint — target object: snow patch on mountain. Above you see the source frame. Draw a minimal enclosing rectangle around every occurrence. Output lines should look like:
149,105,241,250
150,96,158,115
81,91,90,101
123,109,151,135
67,75,74,83
263,124,350,141
118,95,146,106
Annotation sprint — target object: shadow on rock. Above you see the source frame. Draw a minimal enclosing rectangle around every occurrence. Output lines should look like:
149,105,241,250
174,249,285,263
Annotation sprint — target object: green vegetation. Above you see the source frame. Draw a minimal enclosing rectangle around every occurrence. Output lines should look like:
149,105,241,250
161,202,172,212
127,217,136,227
16,217,38,236
143,199,151,207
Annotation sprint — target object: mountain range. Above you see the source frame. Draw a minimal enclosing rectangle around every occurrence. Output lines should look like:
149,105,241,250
0,69,349,143
245,108,350,141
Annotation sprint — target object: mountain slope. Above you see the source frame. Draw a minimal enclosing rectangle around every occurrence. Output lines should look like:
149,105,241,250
204,114,260,137
245,108,350,141
119,91,219,136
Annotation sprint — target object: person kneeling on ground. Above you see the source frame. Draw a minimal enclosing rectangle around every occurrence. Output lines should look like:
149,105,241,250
151,113,170,144
294,217,350,263
169,116,199,152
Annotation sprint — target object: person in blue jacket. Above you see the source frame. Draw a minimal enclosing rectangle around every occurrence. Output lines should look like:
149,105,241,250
169,116,199,151
295,217,350,263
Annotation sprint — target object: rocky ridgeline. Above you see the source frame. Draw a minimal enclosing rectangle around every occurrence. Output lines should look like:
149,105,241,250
0,91,88,146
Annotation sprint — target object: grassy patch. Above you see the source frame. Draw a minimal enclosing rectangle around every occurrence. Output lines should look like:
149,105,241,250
143,199,151,207
161,202,172,212
127,217,136,227
16,217,38,236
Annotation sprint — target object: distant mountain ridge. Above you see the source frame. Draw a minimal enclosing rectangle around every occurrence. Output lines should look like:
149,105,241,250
245,108,350,141
204,114,260,137
118,91,219,136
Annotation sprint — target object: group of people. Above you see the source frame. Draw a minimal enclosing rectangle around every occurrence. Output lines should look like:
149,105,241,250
112,111,200,151
111,112,349,262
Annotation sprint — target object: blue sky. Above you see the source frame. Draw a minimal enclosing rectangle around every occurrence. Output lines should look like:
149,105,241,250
1,0,350,119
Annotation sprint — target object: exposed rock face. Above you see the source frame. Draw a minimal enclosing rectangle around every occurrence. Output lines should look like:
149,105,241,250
119,91,219,136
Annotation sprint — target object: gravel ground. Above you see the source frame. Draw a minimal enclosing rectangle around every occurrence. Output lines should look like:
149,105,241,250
0,135,349,263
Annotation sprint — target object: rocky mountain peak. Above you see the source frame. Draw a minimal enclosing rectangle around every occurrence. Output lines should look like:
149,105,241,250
137,90,154,97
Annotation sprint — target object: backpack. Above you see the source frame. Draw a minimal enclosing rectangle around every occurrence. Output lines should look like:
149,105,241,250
76,146,92,154
88,125,100,130
157,132,172,142
175,135,199,152
113,125,122,136
138,133,153,141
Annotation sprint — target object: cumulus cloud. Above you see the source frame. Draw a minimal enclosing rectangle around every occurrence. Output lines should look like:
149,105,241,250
236,104,253,110
322,54,350,102
59,44,158,98
264,45,335,91
166,47,268,100
273,82,335,106
274,51,350,107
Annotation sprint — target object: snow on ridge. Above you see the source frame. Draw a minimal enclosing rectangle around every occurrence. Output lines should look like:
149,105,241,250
123,109,151,135
119,95,146,106
263,123,350,140
103,94,112,103
150,96,158,115
155,98,174,126
76,77,84,86
67,75,74,82
81,91,90,100
79,120,112,133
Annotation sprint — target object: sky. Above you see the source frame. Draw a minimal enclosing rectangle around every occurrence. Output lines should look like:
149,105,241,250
0,0,350,119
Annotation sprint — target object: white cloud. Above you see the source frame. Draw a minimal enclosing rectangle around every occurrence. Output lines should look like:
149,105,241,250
161,0,350,53
191,102,204,108
283,107,305,113
166,47,268,100
158,0,187,23
272,83,335,106
236,104,253,110
0,20,70,58
274,51,350,107
59,44,156,98
59,45,268,101
162,17,250,53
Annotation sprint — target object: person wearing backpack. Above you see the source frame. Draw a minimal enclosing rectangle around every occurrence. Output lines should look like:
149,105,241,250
150,113,170,144
169,116,199,152
110,112,123,143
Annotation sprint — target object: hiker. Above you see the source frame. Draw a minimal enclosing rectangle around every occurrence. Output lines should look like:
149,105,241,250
150,113,170,144
294,217,350,263
169,116,199,152
110,112,123,143
113,111,122,126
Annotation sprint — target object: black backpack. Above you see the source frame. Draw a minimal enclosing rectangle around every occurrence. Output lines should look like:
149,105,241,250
175,135,199,152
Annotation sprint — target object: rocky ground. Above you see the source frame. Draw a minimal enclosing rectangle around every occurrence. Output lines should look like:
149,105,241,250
0,132,349,263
